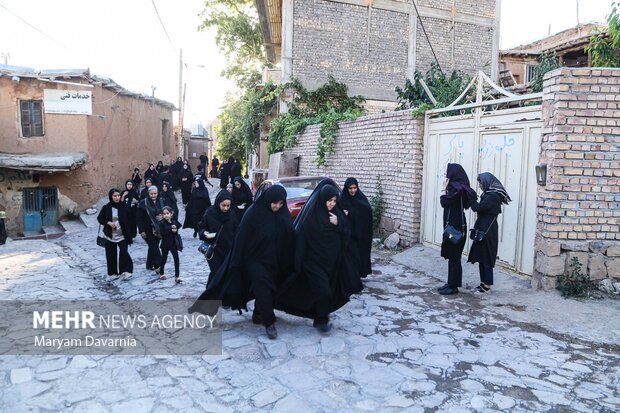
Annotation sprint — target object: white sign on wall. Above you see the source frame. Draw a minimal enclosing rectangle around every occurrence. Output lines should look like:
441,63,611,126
44,89,92,115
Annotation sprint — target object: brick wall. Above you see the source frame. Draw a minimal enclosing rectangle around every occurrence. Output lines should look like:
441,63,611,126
534,68,620,289
283,111,424,246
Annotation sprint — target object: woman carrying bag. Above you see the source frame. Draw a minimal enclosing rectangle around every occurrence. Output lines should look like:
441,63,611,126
438,163,477,296
468,172,511,293
97,188,134,280
197,190,238,276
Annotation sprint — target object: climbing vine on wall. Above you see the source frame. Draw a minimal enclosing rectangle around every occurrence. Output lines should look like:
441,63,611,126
267,77,366,167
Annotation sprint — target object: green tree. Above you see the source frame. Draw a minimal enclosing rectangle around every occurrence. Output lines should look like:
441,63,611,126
199,0,266,88
530,53,561,93
586,1,620,67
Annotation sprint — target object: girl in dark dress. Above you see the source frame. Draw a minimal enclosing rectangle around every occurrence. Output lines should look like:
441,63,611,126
160,181,179,219
230,159,242,180
121,179,139,235
144,164,159,188
438,163,477,295
97,189,134,279
137,186,164,271
198,190,239,276
158,206,183,283
277,180,357,333
158,165,172,191
156,161,164,175
172,157,184,189
231,176,253,222
131,168,142,192
219,160,230,189
183,178,212,237
190,185,295,340
340,177,373,281
468,172,511,293
139,178,154,200
179,164,194,205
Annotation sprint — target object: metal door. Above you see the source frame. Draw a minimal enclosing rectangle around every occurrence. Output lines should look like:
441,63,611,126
22,187,58,232
421,72,543,275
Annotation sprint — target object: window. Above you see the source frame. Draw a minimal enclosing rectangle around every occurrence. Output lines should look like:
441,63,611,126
20,100,44,137
525,64,536,83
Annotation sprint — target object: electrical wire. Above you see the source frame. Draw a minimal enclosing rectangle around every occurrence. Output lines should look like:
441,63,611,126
409,0,444,75
0,2,88,61
150,0,176,51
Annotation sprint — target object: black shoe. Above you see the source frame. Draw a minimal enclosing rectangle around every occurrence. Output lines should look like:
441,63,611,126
439,287,458,295
252,311,262,325
265,324,277,339
315,322,332,333
437,283,450,292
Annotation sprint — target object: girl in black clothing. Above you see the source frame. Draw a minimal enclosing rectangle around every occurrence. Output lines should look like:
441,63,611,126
340,177,373,281
131,168,142,192
231,177,253,222
144,164,159,187
277,179,357,333
156,161,164,175
158,165,172,190
121,179,139,234
137,186,164,271
179,164,193,205
438,163,477,295
159,206,183,283
183,178,212,237
230,159,242,181
219,160,230,189
139,178,154,200
160,181,179,218
97,189,134,279
190,185,295,340
468,172,511,293
198,190,238,276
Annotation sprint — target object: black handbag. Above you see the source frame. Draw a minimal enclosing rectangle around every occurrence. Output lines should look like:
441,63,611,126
443,197,465,245
198,226,221,261
96,225,107,248
470,216,497,242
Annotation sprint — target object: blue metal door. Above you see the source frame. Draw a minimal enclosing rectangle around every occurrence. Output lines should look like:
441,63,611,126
23,188,42,232
23,187,58,232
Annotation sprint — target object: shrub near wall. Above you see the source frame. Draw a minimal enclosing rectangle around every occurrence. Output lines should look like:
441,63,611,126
284,111,424,246
534,68,620,290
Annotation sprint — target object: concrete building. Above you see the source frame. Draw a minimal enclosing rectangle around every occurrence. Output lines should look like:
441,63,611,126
500,23,606,87
0,65,176,237
256,0,500,110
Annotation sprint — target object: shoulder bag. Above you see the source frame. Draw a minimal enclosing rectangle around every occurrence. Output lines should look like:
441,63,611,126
443,197,464,245
198,225,222,261
96,224,108,248
469,216,497,243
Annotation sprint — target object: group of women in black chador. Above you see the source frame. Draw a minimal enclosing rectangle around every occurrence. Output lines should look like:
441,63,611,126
438,163,511,295
190,177,374,340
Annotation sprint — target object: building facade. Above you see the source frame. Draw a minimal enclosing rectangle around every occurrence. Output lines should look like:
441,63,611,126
0,65,175,236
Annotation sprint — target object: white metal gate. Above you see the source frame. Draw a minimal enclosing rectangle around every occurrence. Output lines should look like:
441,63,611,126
421,72,542,275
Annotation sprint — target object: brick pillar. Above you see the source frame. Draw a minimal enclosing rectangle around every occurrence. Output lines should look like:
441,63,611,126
533,68,620,290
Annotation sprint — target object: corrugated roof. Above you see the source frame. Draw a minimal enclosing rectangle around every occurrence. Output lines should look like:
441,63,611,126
0,152,88,172
0,65,177,110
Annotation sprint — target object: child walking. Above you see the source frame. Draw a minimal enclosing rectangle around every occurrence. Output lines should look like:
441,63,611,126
159,206,183,283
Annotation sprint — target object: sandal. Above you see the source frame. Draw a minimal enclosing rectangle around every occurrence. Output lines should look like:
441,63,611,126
159,274,167,280
175,277,183,284
476,284,491,293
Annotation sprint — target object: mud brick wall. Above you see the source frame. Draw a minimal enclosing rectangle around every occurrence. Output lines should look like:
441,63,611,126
533,68,620,289
284,111,424,246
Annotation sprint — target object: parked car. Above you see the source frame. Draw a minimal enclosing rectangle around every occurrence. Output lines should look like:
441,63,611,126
254,176,337,219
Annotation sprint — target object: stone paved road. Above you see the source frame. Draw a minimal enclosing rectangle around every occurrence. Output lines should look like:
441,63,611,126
1,184,619,412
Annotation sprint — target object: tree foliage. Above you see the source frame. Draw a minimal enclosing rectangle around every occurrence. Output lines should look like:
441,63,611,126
199,0,266,88
395,63,471,110
530,53,561,93
586,1,620,67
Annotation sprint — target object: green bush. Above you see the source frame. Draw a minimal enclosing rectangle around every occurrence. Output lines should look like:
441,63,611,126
557,257,593,298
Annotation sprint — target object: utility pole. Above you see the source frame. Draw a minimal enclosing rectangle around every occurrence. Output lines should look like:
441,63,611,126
178,48,184,159
1,52,10,65
576,0,581,36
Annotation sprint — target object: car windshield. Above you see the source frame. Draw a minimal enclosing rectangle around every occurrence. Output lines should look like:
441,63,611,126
281,180,323,199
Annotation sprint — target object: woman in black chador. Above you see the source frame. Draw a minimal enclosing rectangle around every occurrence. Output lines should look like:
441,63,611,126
139,178,154,200
438,163,477,295
183,177,212,237
97,188,134,279
198,190,239,276
190,185,295,340
121,179,140,234
219,159,231,189
231,176,253,222
144,164,159,188
230,159,242,180
179,163,194,205
340,177,373,282
137,186,164,271
276,180,357,333
160,181,179,219
131,168,142,192
468,172,511,293
155,160,164,175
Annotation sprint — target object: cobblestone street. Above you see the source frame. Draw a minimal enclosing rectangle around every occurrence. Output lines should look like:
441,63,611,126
1,188,619,413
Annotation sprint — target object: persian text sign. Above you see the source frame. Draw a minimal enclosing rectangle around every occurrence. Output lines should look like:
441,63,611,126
44,89,92,115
